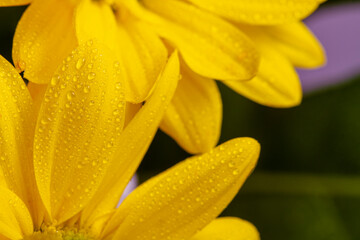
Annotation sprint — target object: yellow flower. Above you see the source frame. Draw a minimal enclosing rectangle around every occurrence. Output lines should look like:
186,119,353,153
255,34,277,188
0,0,324,154
0,41,260,240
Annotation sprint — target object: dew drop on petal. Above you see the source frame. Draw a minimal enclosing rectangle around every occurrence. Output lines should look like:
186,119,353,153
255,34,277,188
88,72,96,80
76,58,86,70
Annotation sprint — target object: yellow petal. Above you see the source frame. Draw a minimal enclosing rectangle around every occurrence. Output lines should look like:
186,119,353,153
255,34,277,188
80,52,180,232
260,22,326,68
190,217,260,240
33,40,126,224
0,170,6,188
76,1,168,103
27,82,47,117
0,187,33,239
0,0,30,6
0,55,44,228
187,0,324,25
124,102,142,128
225,27,302,108
115,20,168,103
12,0,77,84
75,0,118,50
102,137,260,240
160,62,222,154
140,0,260,81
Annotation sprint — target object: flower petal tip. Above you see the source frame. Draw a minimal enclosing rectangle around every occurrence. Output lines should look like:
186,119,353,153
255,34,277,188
284,92,302,108
191,217,260,240
221,137,261,171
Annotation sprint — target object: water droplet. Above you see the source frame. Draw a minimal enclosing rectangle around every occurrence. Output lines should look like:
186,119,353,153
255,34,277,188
83,85,90,93
87,40,94,47
40,119,48,125
88,72,96,80
67,91,75,100
51,75,60,86
76,58,86,70
115,82,122,90
113,109,120,116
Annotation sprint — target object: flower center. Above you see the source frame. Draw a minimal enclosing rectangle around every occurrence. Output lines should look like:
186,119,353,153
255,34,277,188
23,227,95,240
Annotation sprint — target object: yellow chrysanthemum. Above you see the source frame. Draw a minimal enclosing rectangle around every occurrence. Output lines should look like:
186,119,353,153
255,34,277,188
0,41,260,240
0,0,324,154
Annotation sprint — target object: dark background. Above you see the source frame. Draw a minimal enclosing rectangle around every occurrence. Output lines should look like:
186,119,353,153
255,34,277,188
1,1,359,239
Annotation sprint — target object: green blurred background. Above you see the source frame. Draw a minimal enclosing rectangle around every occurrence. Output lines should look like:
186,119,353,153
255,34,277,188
1,1,359,239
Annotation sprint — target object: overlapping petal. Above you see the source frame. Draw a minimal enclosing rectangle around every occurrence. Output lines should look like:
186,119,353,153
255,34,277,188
123,102,142,127
33,40,126,224
101,138,260,240
114,20,168,103
225,46,302,108
76,1,168,103
0,170,5,188
81,52,180,231
160,61,222,154
260,22,325,68
139,0,260,81
0,187,33,240
13,0,77,84
225,25,302,108
27,82,47,117
190,217,260,240
0,0,30,6
0,55,44,227
187,0,324,25
75,0,118,51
